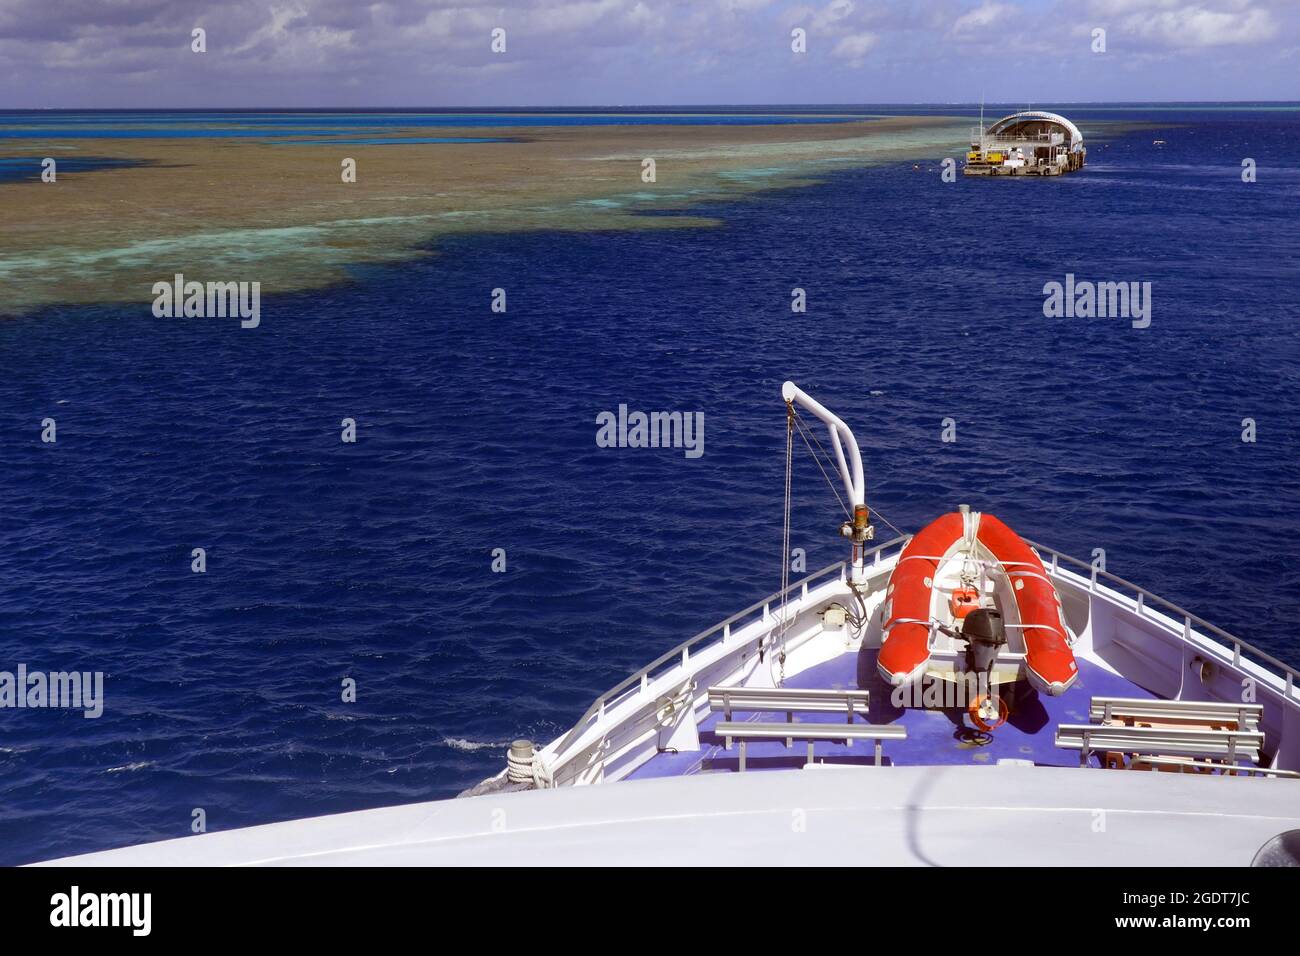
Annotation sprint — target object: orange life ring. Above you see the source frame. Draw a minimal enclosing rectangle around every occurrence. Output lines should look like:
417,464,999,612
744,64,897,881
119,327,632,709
968,694,1009,732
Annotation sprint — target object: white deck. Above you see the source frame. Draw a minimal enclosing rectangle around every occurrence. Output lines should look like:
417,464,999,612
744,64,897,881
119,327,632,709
38,765,1300,867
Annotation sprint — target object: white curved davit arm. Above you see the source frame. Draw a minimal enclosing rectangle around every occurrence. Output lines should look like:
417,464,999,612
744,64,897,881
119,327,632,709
781,381,865,507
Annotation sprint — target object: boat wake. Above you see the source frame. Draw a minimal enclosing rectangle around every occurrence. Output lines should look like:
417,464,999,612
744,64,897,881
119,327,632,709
440,737,508,753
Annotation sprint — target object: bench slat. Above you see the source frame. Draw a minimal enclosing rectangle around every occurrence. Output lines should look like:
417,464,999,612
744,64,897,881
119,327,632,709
1059,739,1261,760
1056,723,1262,766
715,720,906,771
1133,756,1300,779
1058,724,1263,745
708,686,870,723
708,686,870,696
708,687,869,703
1089,696,1262,729
716,721,906,740
711,698,870,713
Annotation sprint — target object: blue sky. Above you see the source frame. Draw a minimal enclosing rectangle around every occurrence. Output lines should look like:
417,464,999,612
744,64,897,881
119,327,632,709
2,1,1297,107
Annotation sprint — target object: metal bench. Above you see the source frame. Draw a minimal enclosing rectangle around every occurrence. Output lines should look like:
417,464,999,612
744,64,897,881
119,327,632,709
1055,723,1264,768
1131,755,1299,779
715,721,907,771
1089,696,1261,731
707,686,869,723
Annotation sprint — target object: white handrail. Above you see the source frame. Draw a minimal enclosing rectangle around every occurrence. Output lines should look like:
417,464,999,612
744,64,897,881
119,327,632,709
1028,538,1300,698
546,534,913,773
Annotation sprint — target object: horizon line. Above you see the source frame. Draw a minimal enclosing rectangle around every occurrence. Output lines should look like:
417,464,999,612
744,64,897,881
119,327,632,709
5,100,1300,112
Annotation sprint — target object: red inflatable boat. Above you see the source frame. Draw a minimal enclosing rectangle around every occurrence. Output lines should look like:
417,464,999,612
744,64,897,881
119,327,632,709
878,511,1078,695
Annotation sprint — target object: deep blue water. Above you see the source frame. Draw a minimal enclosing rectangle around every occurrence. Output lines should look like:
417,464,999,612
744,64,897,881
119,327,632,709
2,107,1299,865
0,156,153,183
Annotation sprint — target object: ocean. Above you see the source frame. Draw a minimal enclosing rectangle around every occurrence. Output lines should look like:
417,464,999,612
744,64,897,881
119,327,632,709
1,105,1298,864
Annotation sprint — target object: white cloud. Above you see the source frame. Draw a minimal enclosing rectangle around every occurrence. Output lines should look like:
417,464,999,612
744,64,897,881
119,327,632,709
951,2,1014,35
232,4,310,55
821,0,857,27
831,31,877,64
1117,5,1278,47
1,0,1297,105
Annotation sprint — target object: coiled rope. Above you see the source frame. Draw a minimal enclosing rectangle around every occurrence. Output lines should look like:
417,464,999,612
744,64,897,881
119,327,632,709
506,743,553,789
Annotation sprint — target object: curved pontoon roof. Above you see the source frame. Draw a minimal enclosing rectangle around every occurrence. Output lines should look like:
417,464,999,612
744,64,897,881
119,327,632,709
986,110,1084,150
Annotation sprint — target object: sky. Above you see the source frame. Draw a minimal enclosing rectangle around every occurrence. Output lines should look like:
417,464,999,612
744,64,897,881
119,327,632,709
2,0,1297,108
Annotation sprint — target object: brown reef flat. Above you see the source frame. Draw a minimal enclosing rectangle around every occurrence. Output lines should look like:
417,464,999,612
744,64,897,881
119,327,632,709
0,116,967,315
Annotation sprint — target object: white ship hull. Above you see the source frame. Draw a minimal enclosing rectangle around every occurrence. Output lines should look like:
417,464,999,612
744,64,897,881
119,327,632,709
37,764,1300,867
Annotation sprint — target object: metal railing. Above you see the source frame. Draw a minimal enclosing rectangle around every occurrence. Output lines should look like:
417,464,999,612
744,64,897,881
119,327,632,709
547,534,912,769
544,533,1299,780
1027,539,1299,704
969,127,1064,146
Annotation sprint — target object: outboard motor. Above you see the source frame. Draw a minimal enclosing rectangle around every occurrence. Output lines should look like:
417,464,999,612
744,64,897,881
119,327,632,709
960,608,1010,734
962,608,1007,676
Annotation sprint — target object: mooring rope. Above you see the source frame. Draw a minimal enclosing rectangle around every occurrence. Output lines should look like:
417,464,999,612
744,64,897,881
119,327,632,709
506,745,553,789
777,404,795,685
790,410,851,519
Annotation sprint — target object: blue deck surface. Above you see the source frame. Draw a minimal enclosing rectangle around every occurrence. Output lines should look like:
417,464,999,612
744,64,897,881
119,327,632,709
628,649,1156,778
